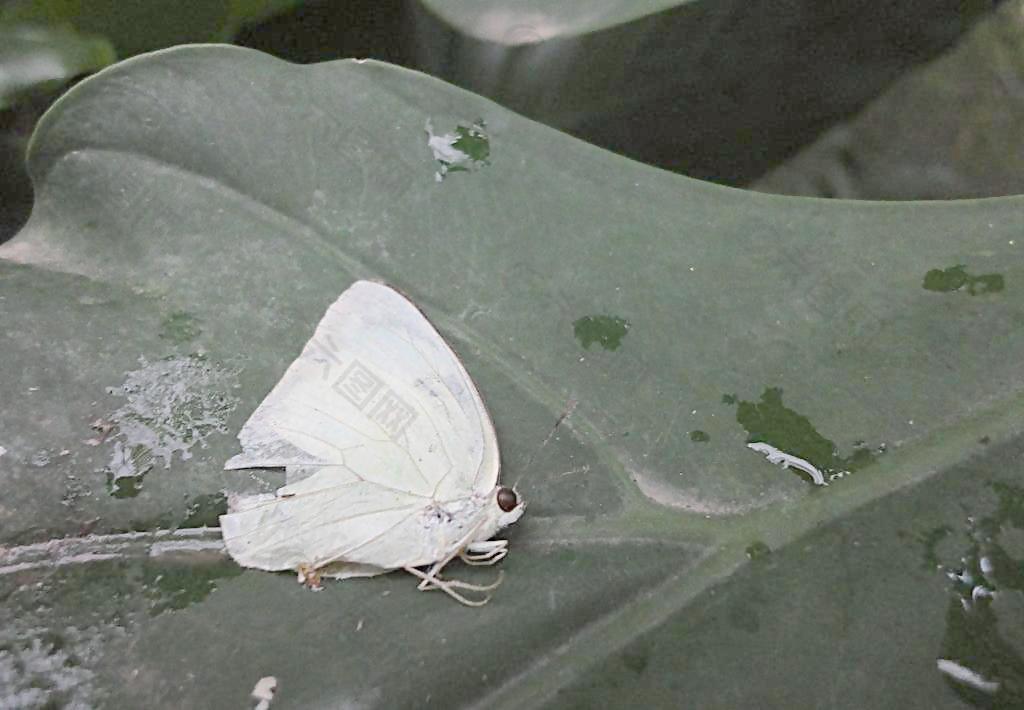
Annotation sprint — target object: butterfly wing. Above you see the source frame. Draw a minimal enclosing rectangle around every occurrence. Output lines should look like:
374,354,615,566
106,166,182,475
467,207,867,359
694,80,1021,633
220,466,463,574
220,280,500,572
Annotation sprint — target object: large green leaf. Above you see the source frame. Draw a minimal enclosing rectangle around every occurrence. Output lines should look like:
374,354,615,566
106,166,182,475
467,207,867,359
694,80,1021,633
1,45,1022,707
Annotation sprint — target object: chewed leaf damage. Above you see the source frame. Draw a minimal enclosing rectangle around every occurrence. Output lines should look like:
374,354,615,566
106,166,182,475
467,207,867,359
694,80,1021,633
425,118,490,181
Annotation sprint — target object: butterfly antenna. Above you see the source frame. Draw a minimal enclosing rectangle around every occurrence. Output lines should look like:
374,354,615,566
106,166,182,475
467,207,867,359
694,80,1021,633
519,398,578,478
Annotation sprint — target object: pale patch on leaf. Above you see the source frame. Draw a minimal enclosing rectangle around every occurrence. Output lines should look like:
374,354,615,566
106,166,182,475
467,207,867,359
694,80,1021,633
936,659,999,694
103,355,238,487
251,675,277,710
746,442,830,486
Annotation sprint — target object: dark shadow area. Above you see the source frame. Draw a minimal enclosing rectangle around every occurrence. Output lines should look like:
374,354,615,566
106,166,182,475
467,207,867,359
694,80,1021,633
0,89,68,245
236,0,417,66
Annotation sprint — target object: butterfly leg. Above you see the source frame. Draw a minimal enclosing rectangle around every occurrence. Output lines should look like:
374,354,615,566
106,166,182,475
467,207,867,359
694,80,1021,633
405,522,504,603
411,519,487,591
405,565,504,594
465,540,507,556
412,554,503,592
296,563,324,591
460,539,508,565
422,570,505,593
404,566,501,606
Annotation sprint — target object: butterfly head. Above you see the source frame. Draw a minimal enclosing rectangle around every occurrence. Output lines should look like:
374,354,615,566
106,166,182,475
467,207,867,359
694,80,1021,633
494,485,526,529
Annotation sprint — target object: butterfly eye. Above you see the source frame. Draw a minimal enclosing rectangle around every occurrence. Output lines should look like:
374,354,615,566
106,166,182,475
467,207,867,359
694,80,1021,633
497,487,518,512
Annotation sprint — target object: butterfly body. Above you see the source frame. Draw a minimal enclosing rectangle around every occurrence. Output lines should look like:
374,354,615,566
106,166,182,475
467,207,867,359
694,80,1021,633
222,481,522,574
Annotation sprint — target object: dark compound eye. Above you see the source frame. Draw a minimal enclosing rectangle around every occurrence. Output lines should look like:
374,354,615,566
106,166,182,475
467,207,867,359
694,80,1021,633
497,487,518,512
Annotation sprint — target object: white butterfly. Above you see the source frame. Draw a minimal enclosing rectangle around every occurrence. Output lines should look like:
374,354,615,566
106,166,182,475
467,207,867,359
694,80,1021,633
220,280,525,605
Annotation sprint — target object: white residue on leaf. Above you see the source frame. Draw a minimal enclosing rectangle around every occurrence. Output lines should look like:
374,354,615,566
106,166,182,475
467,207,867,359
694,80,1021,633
629,466,781,515
425,118,469,174
746,442,829,486
0,630,99,708
104,355,238,483
251,676,278,710
107,440,153,481
936,659,999,694
0,445,6,458
971,585,995,602
948,569,974,586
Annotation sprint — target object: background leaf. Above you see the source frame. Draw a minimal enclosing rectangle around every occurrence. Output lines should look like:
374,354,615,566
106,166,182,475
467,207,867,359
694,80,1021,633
0,0,302,56
0,23,115,109
0,0,303,244
754,0,1024,199
409,0,997,184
